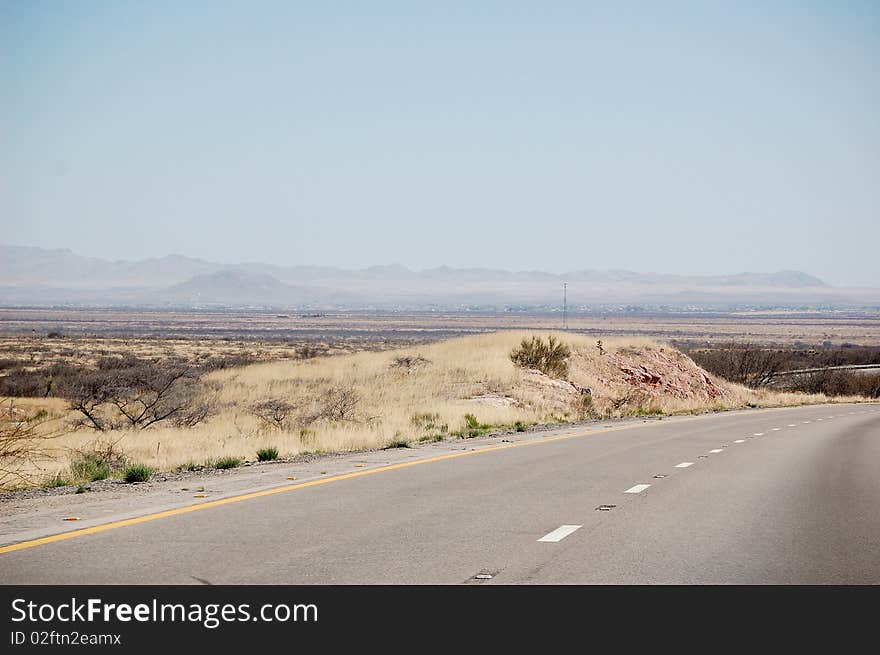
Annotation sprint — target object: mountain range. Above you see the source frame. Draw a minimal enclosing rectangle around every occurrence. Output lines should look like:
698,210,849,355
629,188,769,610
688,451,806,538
1,245,876,309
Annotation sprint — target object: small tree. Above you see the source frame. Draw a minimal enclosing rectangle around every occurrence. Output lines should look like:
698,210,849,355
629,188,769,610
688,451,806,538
66,361,213,431
510,335,571,378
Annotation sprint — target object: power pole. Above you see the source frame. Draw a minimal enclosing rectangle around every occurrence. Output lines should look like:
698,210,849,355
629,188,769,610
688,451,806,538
563,282,568,330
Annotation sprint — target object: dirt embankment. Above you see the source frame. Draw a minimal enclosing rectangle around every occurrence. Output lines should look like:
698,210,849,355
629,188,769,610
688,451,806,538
513,339,745,419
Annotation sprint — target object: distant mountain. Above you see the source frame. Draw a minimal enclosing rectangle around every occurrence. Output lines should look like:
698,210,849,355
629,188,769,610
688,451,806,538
703,271,826,287
564,270,826,287
0,245,217,288
164,270,307,305
0,244,873,309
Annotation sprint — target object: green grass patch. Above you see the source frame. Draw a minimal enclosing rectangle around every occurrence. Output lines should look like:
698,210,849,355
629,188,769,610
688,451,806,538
456,413,492,438
123,464,153,483
256,447,279,462
46,474,69,488
213,456,243,470
70,452,111,482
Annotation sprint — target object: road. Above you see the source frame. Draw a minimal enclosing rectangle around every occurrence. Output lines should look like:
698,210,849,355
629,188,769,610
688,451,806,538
1,404,878,584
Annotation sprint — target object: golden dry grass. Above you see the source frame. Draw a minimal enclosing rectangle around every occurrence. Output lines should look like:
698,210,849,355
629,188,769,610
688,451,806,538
3,331,870,489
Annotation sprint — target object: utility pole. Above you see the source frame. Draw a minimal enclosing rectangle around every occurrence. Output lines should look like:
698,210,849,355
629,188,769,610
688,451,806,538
563,282,568,330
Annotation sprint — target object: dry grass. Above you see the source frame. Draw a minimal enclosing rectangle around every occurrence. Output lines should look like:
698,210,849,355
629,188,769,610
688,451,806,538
3,331,871,490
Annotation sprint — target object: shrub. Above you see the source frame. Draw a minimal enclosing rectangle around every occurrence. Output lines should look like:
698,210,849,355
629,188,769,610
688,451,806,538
214,456,243,470
514,421,527,432
510,335,571,378
69,452,111,482
123,464,153,483
256,447,279,462
250,399,296,430
0,369,50,397
391,355,431,371
574,394,598,420
65,359,213,431
688,342,785,388
383,438,411,449
459,413,491,438
320,386,361,422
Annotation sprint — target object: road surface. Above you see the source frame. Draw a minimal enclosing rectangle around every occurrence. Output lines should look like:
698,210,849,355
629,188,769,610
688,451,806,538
1,403,878,584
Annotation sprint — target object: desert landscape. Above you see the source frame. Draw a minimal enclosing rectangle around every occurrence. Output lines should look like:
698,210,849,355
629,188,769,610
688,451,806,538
2,307,877,493
5,0,880,625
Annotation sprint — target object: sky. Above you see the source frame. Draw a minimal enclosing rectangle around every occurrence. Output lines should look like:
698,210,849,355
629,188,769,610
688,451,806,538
2,1,878,286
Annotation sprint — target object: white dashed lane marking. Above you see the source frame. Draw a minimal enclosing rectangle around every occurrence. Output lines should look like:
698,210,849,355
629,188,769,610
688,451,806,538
538,525,582,543
539,409,878,540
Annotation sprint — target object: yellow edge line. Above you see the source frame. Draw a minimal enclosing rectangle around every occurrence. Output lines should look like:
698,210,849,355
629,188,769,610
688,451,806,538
0,421,655,555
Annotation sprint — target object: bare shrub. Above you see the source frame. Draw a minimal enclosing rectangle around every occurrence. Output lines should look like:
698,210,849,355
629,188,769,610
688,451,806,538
390,355,431,371
296,344,324,360
0,368,49,398
64,360,213,431
202,353,260,371
0,399,54,488
687,343,880,397
251,388,369,430
608,388,652,413
250,398,297,430
320,386,361,422
689,342,786,388
510,335,571,378
170,394,216,428
788,370,880,398
67,371,115,431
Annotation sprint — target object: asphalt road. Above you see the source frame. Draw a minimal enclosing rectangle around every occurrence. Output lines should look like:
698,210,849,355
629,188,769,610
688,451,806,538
1,404,878,584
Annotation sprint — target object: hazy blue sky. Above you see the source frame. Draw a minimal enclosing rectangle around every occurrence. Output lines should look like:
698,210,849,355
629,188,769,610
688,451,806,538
2,1,878,286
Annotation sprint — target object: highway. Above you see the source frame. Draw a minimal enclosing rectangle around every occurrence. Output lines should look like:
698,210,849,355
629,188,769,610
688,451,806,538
1,404,878,584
